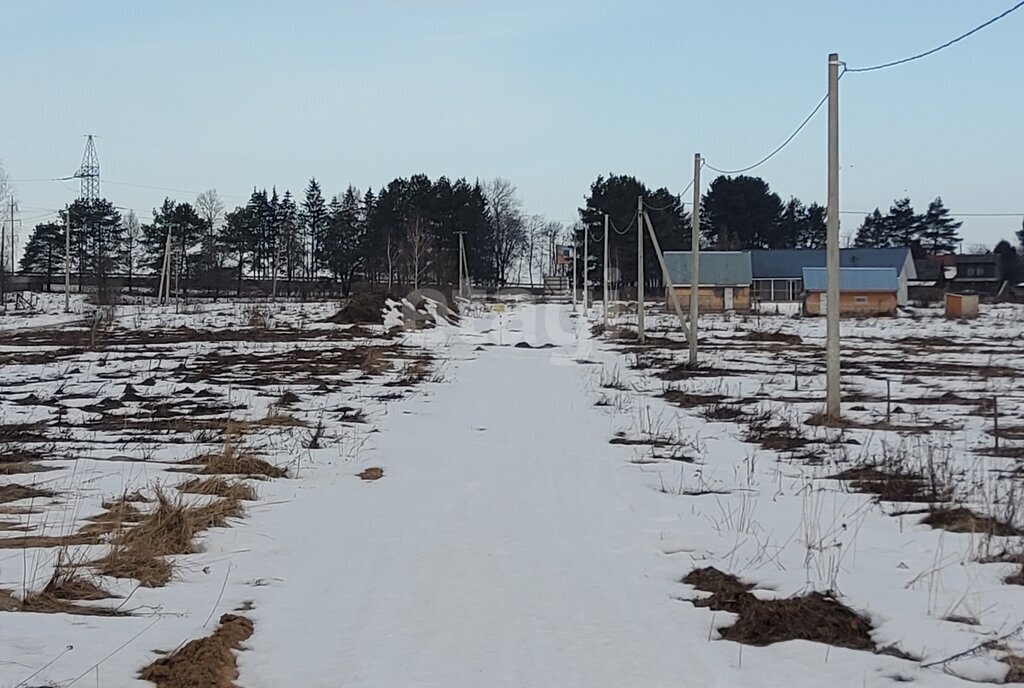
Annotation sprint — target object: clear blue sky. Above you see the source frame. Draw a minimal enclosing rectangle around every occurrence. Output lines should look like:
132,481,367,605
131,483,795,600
3,0,1022,248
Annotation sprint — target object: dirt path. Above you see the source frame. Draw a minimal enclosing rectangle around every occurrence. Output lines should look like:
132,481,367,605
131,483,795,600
237,305,713,687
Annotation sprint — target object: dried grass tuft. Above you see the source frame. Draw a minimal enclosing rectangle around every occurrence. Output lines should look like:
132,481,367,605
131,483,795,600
97,489,243,587
177,477,257,501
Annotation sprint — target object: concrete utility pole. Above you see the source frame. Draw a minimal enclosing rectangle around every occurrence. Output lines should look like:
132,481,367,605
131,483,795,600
158,225,172,304
456,231,468,298
572,231,578,312
582,223,589,314
603,214,609,328
636,195,645,343
64,209,71,312
689,153,701,366
825,52,841,420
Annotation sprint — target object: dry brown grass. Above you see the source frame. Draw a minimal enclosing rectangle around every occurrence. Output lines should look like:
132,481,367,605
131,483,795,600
177,477,257,501
97,490,243,587
139,613,253,688
181,439,287,479
0,484,53,504
921,506,1020,537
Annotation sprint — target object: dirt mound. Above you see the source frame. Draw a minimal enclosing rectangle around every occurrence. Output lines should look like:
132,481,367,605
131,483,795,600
358,467,384,481
741,330,803,345
325,292,390,324
140,613,253,688
683,566,877,652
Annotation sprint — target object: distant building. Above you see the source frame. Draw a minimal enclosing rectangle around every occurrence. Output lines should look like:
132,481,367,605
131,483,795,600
664,251,752,313
802,267,899,317
750,248,916,305
951,254,1002,294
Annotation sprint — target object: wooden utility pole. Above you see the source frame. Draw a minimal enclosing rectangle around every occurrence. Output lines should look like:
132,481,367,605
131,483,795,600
825,52,842,420
690,153,701,365
64,209,71,312
637,195,645,343
603,214,609,328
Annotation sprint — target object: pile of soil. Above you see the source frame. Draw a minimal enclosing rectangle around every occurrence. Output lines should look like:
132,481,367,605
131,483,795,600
140,613,253,688
325,293,390,325
683,566,878,652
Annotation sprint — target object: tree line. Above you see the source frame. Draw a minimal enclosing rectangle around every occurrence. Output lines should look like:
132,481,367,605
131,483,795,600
20,176,565,294
576,172,980,285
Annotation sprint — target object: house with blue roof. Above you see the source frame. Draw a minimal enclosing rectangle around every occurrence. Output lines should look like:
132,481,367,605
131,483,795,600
663,251,753,312
749,248,917,306
802,267,899,316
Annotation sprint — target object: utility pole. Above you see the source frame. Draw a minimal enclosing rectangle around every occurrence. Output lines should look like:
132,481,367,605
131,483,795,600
603,214,609,328
158,224,172,304
64,208,71,312
0,203,6,310
572,230,578,312
636,195,645,343
456,231,468,299
825,52,841,421
689,153,701,366
582,223,589,314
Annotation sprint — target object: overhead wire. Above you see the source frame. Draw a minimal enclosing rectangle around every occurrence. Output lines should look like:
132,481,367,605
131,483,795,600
703,81,838,176
844,1,1024,73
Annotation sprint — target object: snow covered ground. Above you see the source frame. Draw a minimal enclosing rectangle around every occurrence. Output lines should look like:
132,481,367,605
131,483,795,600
1,297,1022,686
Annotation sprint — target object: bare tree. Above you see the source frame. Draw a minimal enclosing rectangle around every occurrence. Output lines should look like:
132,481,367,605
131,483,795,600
195,189,226,291
402,214,433,290
121,211,142,293
484,178,526,286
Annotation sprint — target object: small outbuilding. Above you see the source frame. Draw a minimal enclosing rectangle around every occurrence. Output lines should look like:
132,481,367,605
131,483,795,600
802,267,898,317
945,293,979,319
664,251,752,313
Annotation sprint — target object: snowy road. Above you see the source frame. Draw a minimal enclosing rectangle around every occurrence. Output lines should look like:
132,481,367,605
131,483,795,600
239,305,711,687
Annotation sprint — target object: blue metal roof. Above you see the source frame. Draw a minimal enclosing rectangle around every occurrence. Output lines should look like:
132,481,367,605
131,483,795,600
750,248,914,279
664,251,752,286
802,267,899,293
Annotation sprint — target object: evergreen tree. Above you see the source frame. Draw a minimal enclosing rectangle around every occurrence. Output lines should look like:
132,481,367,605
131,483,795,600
220,205,256,294
995,240,1020,284
141,198,207,291
322,186,365,295
277,191,301,289
883,197,922,249
19,221,65,290
579,174,688,287
801,203,827,248
67,198,123,281
700,175,784,249
855,209,889,247
918,197,961,254
301,179,329,279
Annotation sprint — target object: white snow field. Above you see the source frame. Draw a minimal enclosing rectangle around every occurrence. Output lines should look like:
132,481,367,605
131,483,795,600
1,298,1022,686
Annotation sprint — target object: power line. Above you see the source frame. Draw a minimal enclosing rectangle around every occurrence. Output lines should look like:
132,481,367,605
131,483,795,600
838,210,1023,218
608,212,638,235
845,1,1024,73
703,82,837,176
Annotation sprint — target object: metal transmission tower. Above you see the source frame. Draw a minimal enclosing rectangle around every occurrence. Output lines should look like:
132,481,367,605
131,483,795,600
74,135,100,201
